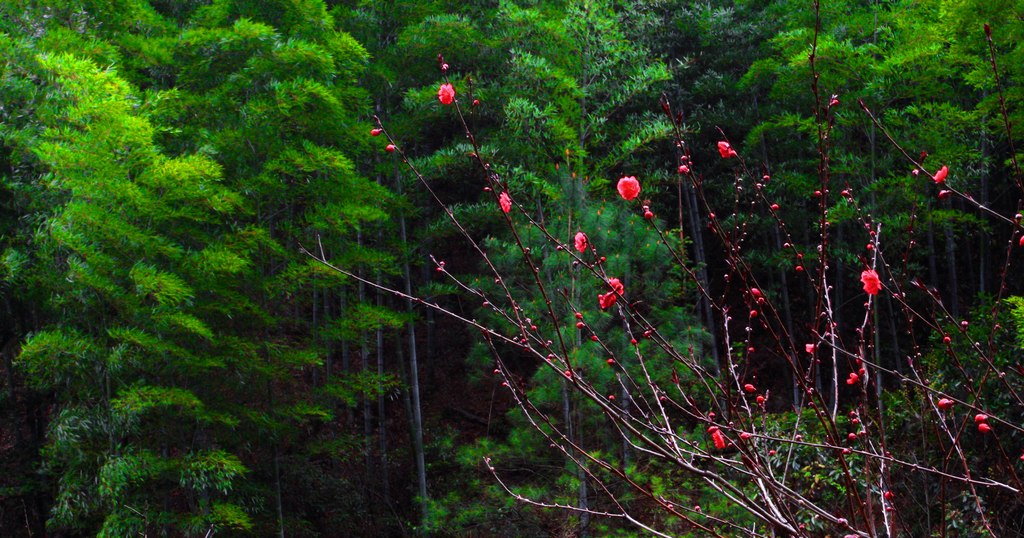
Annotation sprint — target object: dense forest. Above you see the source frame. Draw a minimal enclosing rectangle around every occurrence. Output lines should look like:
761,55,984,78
2,0,1024,536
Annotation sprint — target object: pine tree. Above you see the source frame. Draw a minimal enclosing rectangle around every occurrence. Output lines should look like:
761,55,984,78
357,1,701,534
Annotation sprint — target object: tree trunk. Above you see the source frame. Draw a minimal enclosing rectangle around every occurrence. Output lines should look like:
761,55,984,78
358,233,375,514
311,282,318,387
927,224,938,290
394,165,429,527
683,175,719,371
885,294,902,377
324,285,332,380
340,291,354,425
944,224,959,318
269,382,285,538
979,100,989,295
2,336,22,449
423,263,437,385
376,274,390,509
770,227,799,408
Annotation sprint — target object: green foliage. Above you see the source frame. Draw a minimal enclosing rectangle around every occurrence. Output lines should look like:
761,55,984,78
2,0,403,535
400,4,704,534
1009,296,1024,350
4,0,1024,535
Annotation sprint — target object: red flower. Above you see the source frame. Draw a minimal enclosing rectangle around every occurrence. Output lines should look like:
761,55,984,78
574,232,588,253
616,176,641,200
860,269,881,296
937,398,954,410
708,426,727,450
598,278,624,310
499,192,511,214
933,165,948,184
438,83,455,105
717,141,738,159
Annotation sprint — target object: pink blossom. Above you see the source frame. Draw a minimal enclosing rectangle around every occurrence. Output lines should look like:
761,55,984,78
860,269,881,296
616,176,641,200
437,83,455,105
499,192,511,214
933,165,948,184
598,278,624,310
717,141,738,159
708,426,727,450
574,232,588,253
